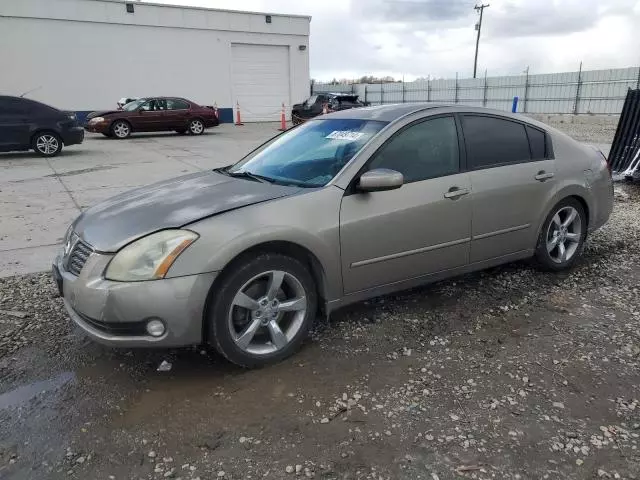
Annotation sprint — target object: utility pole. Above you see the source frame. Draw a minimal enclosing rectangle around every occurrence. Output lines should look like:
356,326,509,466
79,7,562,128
473,4,489,79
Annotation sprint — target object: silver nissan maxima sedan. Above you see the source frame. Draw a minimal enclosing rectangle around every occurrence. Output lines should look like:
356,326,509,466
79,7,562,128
53,104,613,367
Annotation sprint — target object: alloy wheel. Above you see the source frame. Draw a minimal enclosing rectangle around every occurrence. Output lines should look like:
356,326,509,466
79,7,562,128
36,134,59,155
546,206,582,264
190,120,204,134
227,270,308,355
113,122,130,138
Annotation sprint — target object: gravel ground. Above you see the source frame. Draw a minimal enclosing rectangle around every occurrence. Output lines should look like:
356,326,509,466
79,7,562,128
0,182,639,480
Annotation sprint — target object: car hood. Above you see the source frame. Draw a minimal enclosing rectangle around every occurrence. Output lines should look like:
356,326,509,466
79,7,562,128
86,110,121,119
73,171,301,252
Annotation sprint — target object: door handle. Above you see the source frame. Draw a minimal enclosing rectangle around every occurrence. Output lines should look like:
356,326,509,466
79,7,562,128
444,187,470,199
535,171,554,181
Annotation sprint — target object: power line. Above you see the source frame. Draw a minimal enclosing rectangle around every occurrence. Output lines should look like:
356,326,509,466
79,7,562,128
473,3,489,79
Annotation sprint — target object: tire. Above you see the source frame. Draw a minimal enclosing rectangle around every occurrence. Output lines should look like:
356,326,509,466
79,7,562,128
535,198,587,271
207,253,318,368
111,120,131,139
188,118,205,135
32,132,62,157
175,129,187,135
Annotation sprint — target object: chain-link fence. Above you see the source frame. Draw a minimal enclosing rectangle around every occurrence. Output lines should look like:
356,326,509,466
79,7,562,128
313,67,640,115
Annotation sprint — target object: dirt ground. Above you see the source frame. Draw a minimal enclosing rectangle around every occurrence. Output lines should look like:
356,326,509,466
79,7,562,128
0,181,638,480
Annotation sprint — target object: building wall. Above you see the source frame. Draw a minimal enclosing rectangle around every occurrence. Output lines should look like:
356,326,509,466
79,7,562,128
0,0,310,122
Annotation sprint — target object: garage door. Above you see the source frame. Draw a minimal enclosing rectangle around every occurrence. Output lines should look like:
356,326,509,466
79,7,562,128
231,44,290,122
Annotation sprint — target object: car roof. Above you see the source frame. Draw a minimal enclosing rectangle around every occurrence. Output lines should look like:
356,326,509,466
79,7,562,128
322,103,548,127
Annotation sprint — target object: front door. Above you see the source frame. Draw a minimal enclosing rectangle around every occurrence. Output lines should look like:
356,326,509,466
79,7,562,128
460,114,557,262
340,115,472,294
128,99,166,131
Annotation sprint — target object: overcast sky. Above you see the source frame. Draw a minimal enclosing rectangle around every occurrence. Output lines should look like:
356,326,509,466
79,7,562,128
150,0,640,81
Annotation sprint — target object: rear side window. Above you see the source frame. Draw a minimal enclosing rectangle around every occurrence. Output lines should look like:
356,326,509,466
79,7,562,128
462,115,531,169
167,99,189,110
0,98,30,115
526,125,547,160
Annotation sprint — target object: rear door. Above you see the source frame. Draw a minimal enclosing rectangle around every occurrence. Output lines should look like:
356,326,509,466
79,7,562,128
339,115,472,293
165,98,191,129
0,97,31,149
461,114,556,263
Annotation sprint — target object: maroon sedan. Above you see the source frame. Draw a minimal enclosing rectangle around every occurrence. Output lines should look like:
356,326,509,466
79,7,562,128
85,97,219,138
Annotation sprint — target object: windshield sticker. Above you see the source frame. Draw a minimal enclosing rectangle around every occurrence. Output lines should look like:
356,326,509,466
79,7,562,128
326,131,365,141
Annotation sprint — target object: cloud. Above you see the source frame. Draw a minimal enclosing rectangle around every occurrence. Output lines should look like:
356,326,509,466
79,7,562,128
149,0,640,81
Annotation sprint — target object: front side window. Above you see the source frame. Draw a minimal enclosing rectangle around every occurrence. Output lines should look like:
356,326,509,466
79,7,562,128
122,99,147,111
462,115,531,169
228,118,388,187
368,116,460,183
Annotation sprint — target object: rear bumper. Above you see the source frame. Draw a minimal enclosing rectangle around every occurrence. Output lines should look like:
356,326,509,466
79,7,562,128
62,127,85,146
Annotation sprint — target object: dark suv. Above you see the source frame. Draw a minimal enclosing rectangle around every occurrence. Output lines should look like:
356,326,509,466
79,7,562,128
292,93,367,125
0,96,84,157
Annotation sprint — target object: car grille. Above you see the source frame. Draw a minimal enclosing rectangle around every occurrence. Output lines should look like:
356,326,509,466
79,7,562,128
67,237,93,276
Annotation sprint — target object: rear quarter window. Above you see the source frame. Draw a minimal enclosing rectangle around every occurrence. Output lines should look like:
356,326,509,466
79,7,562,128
462,115,531,169
526,125,547,160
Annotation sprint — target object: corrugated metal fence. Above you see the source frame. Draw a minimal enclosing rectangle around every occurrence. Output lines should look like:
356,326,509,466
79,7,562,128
313,67,640,115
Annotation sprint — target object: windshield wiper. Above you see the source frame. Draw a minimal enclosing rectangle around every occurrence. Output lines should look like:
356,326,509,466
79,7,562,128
226,170,276,184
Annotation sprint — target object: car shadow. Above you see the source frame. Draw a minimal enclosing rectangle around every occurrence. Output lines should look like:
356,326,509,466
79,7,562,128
0,149,86,161
86,131,219,141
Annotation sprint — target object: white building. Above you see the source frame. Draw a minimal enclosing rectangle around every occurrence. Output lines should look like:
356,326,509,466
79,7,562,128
0,0,311,122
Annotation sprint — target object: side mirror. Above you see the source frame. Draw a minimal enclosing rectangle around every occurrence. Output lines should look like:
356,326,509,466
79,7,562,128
357,168,404,192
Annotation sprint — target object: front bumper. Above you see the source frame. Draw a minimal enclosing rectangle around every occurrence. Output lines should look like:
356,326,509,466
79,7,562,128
84,122,109,134
53,251,217,347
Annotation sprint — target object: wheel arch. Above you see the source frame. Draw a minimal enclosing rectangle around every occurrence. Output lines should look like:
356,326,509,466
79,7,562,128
201,240,330,344
535,187,592,245
30,129,61,145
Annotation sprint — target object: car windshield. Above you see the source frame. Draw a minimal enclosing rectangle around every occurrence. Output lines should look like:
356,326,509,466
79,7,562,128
227,118,387,188
304,95,318,106
122,99,147,111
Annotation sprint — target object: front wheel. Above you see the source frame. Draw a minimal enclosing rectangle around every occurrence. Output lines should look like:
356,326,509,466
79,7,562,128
111,120,131,139
33,132,62,157
535,198,587,271
207,253,317,368
188,119,204,135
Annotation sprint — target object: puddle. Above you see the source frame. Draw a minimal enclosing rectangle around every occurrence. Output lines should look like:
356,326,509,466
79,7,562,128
0,372,75,409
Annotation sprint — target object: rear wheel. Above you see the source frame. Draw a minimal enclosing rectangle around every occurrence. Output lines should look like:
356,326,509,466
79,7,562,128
111,120,131,139
32,132,62,157
207,253,317,368
188,118,204,135
535,198,587,271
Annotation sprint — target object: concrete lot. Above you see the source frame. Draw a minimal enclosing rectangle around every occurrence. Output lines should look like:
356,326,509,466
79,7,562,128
0,124,279,277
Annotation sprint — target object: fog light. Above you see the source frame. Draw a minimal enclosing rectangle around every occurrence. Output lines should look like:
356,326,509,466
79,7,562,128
146,319,165,337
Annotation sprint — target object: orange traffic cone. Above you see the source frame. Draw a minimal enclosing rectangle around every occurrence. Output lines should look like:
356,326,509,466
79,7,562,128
235,101,243,126
278,102,287,131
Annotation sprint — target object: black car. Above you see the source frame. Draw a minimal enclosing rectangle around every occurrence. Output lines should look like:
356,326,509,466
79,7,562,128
291,93,367,125
0,95,84,157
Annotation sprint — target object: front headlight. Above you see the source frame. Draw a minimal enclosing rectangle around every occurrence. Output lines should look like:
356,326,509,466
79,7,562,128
105,230,198,282
90,116,105,123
